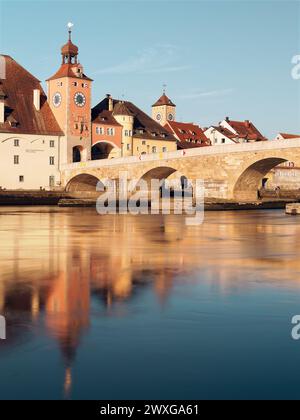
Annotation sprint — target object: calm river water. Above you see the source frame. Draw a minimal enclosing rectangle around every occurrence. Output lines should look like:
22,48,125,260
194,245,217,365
0,207,300,400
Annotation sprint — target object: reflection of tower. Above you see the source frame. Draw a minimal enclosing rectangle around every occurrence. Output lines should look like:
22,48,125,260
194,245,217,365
45,251,91,398
90,253,133,307
154,271,174,304
0,281,4,312
31,286,40,320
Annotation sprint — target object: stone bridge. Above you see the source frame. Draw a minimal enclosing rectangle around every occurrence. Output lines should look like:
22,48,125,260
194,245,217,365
61,138,300,201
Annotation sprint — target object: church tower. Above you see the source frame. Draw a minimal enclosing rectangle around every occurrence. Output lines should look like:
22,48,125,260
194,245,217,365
152,88,176,126
47,24,92,164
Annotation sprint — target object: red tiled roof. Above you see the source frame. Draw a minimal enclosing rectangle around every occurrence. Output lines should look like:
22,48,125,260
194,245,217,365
0,55,63,136
177,141,205,149
166,120,210,147
225,119,267,141
152,93,176,107
279,133,300,139
210,125,239,142
46,63,92,81
92,96,176,142
92,109,122,126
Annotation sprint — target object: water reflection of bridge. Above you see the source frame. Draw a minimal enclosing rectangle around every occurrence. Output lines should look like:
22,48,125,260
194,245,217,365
1,209,300,396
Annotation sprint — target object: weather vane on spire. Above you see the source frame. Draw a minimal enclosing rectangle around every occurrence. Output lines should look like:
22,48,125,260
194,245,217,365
67,22,74,40
163,83,167,94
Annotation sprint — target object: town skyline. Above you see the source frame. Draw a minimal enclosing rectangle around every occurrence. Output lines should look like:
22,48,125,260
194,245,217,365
0,0,299,139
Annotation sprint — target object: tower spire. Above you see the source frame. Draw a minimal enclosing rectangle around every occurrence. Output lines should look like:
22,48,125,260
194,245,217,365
67,22,74,41
61,23,78,64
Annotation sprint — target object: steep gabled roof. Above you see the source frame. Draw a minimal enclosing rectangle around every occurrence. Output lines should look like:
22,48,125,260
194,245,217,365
209,125,239,142
224,119,267,141
278,133,300,139
92,96,176,142
0,55,63,136
92,109,122,126
165,120,210,146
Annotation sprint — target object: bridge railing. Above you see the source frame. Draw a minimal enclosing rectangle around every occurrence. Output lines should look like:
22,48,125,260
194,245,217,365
61,138,300,171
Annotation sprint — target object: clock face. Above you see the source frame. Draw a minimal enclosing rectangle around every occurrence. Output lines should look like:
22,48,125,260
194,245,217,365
53,92,62,107
156,113,162,121
168,113,174,121
74,92,86,107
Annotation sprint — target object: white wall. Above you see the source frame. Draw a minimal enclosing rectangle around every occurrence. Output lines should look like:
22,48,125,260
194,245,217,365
219,119,237,135
204,127,235,145
274,133,300,141
0,133,61,190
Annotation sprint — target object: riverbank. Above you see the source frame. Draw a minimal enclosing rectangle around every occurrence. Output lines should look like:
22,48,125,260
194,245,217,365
0,190,66,205
58,197,295,211
0,190,298,210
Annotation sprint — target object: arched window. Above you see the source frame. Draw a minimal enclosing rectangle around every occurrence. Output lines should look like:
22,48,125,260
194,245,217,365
72,146,82,163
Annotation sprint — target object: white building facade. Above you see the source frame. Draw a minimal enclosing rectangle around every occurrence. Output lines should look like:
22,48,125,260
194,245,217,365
0,133,62,190
0,54,64,190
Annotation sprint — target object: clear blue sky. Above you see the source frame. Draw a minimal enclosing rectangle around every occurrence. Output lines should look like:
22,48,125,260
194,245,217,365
0,0,299,138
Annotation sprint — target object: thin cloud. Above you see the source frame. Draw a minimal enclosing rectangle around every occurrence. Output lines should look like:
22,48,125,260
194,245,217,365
178,88,234,100
94,45,191,75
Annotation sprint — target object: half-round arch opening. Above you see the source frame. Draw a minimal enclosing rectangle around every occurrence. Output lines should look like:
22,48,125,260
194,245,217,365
137,166,184,198
233,157,287,201
140,166,178,184
72,146,83,163
91,142,118,160
66,174,102,194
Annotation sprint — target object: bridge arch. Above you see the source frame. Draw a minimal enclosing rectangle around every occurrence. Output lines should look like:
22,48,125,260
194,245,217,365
136,165,191,197
139,166,178,183
66,173,103,193
233,157,288,201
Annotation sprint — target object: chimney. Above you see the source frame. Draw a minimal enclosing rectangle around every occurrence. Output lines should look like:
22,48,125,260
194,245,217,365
225,116,230,122
33,89,40,111
245,119,250,127
106,94,113,112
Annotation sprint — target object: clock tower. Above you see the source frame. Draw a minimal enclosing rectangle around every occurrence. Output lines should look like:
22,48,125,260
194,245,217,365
47,24,92,164
152,89,176,126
